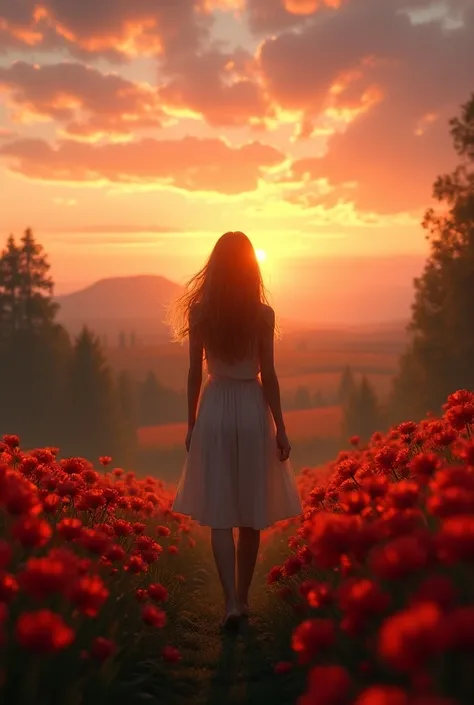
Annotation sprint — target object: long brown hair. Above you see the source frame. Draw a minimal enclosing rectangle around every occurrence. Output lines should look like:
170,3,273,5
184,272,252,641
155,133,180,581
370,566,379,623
169,232,271,362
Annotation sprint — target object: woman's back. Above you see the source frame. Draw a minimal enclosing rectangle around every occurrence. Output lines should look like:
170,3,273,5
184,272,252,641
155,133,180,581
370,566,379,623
205,348,260,380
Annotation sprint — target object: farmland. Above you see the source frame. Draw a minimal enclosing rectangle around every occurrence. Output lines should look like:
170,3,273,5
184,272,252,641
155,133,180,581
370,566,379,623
138,405,343,452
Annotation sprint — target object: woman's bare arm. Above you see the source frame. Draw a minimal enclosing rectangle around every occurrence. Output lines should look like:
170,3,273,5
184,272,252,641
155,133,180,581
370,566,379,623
259,305,285,431
187,305,203,428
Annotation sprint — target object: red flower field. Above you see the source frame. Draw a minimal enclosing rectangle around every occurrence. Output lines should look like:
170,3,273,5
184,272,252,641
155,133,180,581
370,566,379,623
1,389,474,704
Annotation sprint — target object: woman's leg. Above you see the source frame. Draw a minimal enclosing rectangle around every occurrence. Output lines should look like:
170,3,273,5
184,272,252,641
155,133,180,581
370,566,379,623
236,527,260,613
211,528,239,617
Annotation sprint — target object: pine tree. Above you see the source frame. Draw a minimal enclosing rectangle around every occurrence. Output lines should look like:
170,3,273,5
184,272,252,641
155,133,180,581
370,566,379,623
390,94,474,420
0,229,57,339
117,369,138,466
342,376,380,443
295,385,311,409
337,365,356,405
64,327,123,461
313,389,325,407
138,371,161,426
0,230,70,446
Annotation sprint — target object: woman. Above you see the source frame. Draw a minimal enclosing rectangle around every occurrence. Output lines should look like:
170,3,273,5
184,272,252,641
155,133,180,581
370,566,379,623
170,232,302,629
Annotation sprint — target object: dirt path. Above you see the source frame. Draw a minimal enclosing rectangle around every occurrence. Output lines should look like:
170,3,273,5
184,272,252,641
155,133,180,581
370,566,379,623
127,544,304,705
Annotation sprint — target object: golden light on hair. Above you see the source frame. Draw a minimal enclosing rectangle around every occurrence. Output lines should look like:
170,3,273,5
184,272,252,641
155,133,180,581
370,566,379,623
255,248,267,263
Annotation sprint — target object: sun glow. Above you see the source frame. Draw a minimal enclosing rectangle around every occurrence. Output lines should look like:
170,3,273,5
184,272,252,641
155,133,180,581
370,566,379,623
255,248,267,263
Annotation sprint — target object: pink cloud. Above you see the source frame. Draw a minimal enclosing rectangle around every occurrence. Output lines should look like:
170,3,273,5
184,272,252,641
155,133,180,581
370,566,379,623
0,135,285,193
256,0,474,211
159,48,273,127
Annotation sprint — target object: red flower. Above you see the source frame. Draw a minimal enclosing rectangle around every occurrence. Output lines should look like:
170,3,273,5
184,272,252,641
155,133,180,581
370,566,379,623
99,456,112,466
268,566,283,584
156,525,171,537
91,637,116,662
162,645,181,662
292,619,335,661
337,579,389,622
339,490,370,514
79,528,111,555
61,457,87,475
148,583,168,602
409,453,442,481
303,665,352,705
12,516,52,548
19,555,71,599
104,544,126,563
2,434,20,448
283,556,303,576
1,473,41,515
16,610,74,653
370,534,431,581
355,686,410,705
397,421,418,437
444,389,474,409
67,575,109,617
0,573,18,602
309,513,359,569
446,403,474,431
436,515,474,563
57,517,83,540
142,605,166,628
126,555,147,574
113,519,133,537
387,481,420,510
379,603,443,671
81,489,106,509
42,493,62,514
274,661,293,674
375,447,398,473
301,581,332,608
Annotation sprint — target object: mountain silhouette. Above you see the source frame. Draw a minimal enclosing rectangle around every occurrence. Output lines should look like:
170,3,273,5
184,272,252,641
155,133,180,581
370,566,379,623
55,275,183,343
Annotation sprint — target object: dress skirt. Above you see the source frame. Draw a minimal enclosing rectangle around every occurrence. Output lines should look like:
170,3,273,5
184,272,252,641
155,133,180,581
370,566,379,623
172,375,303,530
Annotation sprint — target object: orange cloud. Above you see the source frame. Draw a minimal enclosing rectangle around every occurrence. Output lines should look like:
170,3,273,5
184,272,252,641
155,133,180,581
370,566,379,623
283,0,340,15
0,62,166,138
0,0,208,61
0,136,286,194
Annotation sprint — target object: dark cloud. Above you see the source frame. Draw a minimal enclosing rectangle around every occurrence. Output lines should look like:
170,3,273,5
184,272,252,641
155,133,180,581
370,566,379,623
0,135,285,193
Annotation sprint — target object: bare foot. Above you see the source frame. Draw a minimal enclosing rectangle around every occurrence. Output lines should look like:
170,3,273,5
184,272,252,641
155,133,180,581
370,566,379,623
220,611,241,630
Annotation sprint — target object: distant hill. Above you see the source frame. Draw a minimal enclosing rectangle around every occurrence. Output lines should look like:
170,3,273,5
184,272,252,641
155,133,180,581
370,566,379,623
55,275,183,343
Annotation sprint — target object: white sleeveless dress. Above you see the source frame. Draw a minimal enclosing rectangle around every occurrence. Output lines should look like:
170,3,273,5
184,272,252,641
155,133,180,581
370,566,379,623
172,350,302,530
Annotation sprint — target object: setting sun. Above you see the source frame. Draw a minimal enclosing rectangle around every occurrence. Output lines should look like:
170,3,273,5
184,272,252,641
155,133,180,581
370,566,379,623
255,248,267,263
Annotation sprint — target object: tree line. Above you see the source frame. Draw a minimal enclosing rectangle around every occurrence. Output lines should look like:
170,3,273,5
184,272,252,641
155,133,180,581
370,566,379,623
0,233,185,467
340,93,474,444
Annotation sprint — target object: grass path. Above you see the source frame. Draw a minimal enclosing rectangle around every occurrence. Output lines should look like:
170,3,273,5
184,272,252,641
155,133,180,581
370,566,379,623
120,535,304,705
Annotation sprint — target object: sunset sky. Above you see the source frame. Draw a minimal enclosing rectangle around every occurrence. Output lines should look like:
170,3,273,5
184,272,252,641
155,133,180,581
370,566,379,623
0,0,472,313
